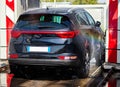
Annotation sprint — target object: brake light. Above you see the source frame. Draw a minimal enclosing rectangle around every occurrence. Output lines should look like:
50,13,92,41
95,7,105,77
9,54,18,59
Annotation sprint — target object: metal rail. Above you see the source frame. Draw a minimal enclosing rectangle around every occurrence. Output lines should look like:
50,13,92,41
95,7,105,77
97,67,115,87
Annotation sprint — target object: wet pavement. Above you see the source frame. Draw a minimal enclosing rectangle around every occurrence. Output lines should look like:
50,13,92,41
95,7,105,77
8,58,103,87
2,65,118,87
10,69,100,87
1,58,119,87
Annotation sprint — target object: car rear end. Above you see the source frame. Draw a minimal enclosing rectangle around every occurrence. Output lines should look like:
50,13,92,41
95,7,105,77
8,13,81,72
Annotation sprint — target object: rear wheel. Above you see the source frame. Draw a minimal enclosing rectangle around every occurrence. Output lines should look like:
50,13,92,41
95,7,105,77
77,49,90,78
95,43,105,66
9,64,23,77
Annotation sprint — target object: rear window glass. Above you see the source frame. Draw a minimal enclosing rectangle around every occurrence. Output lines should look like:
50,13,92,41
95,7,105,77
14,14,71,30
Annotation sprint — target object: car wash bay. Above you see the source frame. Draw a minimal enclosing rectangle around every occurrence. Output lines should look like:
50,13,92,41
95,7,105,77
1,59,103,87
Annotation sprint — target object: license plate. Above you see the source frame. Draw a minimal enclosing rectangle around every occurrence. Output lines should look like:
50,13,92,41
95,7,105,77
27,46,50,52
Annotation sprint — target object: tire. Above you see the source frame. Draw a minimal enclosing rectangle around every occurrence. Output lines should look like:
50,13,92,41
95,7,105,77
9,64,23,77
9,64,17,73
95,43,105,66
77,49,90,78
95,51,102,66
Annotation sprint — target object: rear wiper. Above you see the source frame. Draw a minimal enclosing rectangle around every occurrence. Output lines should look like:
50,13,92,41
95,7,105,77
38,26,54,29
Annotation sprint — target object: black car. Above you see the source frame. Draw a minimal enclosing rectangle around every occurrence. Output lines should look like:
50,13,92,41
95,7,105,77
8,7,105,77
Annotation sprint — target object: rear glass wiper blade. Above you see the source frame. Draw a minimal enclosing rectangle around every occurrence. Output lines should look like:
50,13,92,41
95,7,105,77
38,26,54,29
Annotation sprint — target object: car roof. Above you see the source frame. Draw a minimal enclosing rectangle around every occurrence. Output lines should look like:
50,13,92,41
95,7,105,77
21,7,85,15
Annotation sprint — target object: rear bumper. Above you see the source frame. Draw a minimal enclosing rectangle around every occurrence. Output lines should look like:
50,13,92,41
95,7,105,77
9,58,80,67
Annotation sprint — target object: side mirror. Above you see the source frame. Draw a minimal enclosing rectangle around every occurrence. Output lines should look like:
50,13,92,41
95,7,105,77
95,21,101,27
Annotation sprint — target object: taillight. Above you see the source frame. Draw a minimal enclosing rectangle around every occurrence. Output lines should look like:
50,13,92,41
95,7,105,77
9,54,18,59
58,56,77,60
11,30,79,38
11,30,21,38
56,31,76,38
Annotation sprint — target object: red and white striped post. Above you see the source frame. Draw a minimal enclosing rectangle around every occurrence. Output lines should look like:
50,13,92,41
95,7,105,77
0,73,14,87
6,0,15,86
106,79,117,87
1,0,15,87
6,0,15,47
106,0,120,63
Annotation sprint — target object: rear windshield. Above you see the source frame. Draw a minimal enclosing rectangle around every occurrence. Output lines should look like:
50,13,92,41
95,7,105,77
14,14,71,30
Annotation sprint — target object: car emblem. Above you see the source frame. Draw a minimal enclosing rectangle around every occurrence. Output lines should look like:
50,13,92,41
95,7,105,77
26,38,31,43
34,34,42,39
